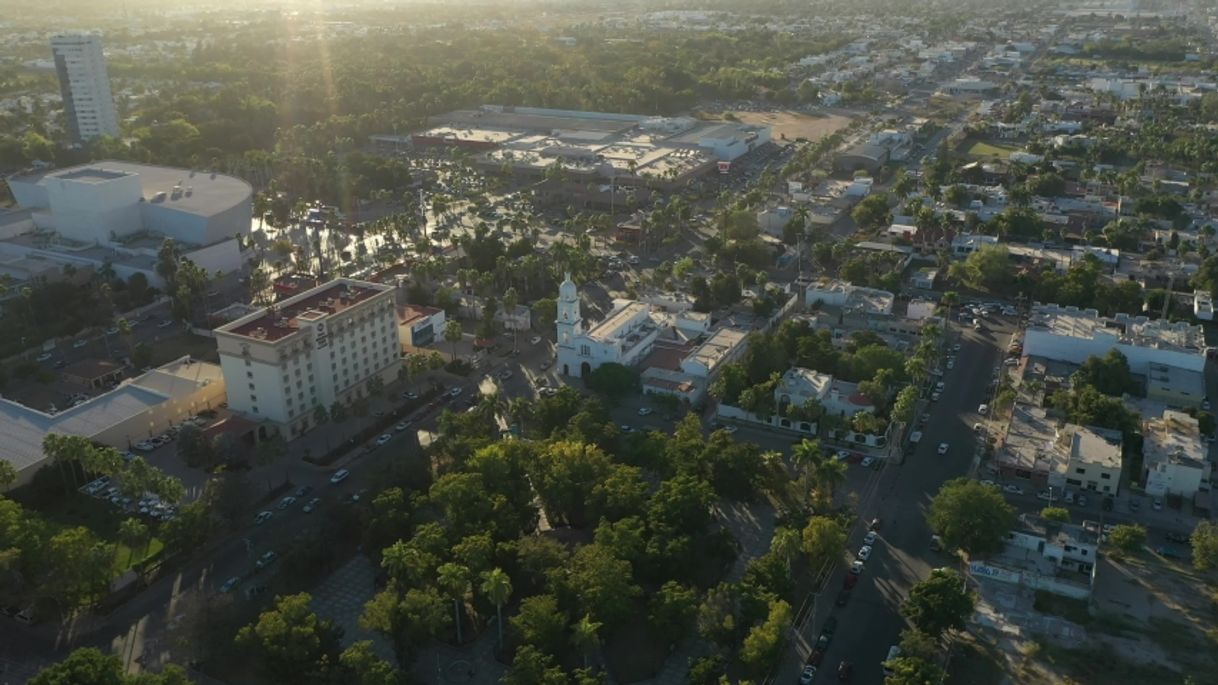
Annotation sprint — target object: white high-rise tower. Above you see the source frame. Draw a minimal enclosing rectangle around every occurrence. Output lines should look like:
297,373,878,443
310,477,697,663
556,273,583,350
51,33,120,144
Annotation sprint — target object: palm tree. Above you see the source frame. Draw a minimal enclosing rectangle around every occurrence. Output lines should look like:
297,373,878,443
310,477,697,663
503,287,520,353
443,320,463,361
770,526,803,571
437,562,470,644
571,614,602,669
815,458,849,501
481,568,512,647
117,517,148,565
791,438,823,476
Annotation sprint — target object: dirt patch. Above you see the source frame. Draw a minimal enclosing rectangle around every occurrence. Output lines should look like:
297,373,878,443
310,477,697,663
719,110,854,143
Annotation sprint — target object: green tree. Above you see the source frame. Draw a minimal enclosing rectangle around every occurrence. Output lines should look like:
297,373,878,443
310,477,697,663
481,568,513,647
851,193,892,231
1072,350,1135,397
571,614,602,668
1040,507,1071,523
740,599,792,675
926,478,1015,556
892,385,919,424
883,655,946,685
801,516,847,571
648,580,699,645
948,244,1013,292
901,568,976,638
339,640,400,685
1190,520,1218,571
1108,524,1147,555
502,645,567,685
235,593,343,685
584,362,640,397
511,594,569,657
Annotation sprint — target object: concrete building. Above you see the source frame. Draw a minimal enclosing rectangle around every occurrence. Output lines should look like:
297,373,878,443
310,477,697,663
1145,361,1206,409
1057,424,1123,496
970,514,1099,600
1022,304,1207,376
0,357,225,489
214,279,401,438
951,233,1000,255
1194,290,1214,321
775,367,874,418
803,279,895,315
679,328,749,380
4,161,253,286
50,33,119,143
1142,410,1208,499
398,304,446,347
556,275,661,379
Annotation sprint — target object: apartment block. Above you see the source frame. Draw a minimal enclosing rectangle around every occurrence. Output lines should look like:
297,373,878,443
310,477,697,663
50,33,120,143
215,279,401,438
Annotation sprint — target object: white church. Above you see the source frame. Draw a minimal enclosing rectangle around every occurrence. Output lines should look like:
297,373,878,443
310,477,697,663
556,274,664,378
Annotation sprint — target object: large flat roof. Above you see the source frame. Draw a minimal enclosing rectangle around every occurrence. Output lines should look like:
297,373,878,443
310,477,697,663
0,357,222,475
1028,303,1206,353
11,160,252,219
218,278,392,343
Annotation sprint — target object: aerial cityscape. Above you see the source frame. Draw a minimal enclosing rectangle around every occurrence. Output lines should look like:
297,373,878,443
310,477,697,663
2,0,1218,683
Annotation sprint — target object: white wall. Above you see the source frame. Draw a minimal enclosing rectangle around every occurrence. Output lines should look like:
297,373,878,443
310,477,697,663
1023,329,1205,375
183,238,243,278
47,174,143,243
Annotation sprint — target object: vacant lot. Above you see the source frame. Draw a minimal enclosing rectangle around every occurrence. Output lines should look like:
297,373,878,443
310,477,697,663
964,139,1021,159
724,109,854,142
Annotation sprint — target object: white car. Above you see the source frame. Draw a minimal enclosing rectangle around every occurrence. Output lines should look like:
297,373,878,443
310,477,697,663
858,545,873,561
254,511,273,525
931,391,942,402
935,381,945,392
800,666,816,685
375,434,393,446
394,421,412,432
35,352,53,363
1003,484,1024,495
1036,490,1053,501
530,335,542,345
850,560,865,575
937,443,949,455
255,551,278,569
722,425,738,434
860,457,875,468
329,468,350,485
978,404,989,415
449,387,463,397
980,479,997,488
277,496,297,510
835,449,851,461
863,531,878,545
637,407,653,416
72,339,88,348
945,359,955,370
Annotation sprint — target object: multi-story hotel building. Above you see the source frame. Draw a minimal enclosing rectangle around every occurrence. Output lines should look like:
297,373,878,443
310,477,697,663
215,279,401,438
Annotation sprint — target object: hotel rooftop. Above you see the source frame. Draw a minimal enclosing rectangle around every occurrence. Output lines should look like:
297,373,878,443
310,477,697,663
217,278,393,343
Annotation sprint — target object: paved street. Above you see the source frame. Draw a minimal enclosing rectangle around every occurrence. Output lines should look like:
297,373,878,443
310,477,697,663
776,315,1016,684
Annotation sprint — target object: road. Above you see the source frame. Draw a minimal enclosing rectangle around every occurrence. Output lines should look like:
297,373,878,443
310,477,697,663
777,315,1016,684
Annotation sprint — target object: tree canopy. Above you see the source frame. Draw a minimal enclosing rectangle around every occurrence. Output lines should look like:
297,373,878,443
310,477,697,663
926,478,1015,556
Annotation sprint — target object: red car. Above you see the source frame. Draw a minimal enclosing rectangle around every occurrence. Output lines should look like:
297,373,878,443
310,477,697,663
808,648,825,666
843,573,859,589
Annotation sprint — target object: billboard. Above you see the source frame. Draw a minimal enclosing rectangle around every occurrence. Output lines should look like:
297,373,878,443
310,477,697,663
717,161,731,174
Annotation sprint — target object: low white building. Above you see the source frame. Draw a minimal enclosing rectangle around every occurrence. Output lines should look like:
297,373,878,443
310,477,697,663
1142,410,1208,499
1052,425,1122,496
951,233,999,256
398,304,446,347
1022,303,1207,376
1195,291,1214,321
775,367,874,418
680,328,749,379
803,279,894,315
970,515,1099,600
556,275,662,379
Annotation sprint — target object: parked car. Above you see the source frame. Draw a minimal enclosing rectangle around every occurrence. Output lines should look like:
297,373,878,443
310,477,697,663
800,665,817,685
850,560,864,575
1003,484,1024,495
329,469,350,485
254,511,273,525
394,421,412,432
857,545,873,561
255,551,278,569
530,335,542,345
219,577,241,593
303,497,322,514
375,434,393,446
977,404,989,415
637,407,653,416
1153,498,1163,511
277,496,297,510
1165,531,1190,544
837,661,854,681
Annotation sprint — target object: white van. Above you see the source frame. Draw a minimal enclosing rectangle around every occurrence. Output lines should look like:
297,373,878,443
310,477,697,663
883,645,901,676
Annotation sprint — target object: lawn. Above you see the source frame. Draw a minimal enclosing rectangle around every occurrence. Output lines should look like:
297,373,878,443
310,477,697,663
965,139,1021,159
112,537,166,573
